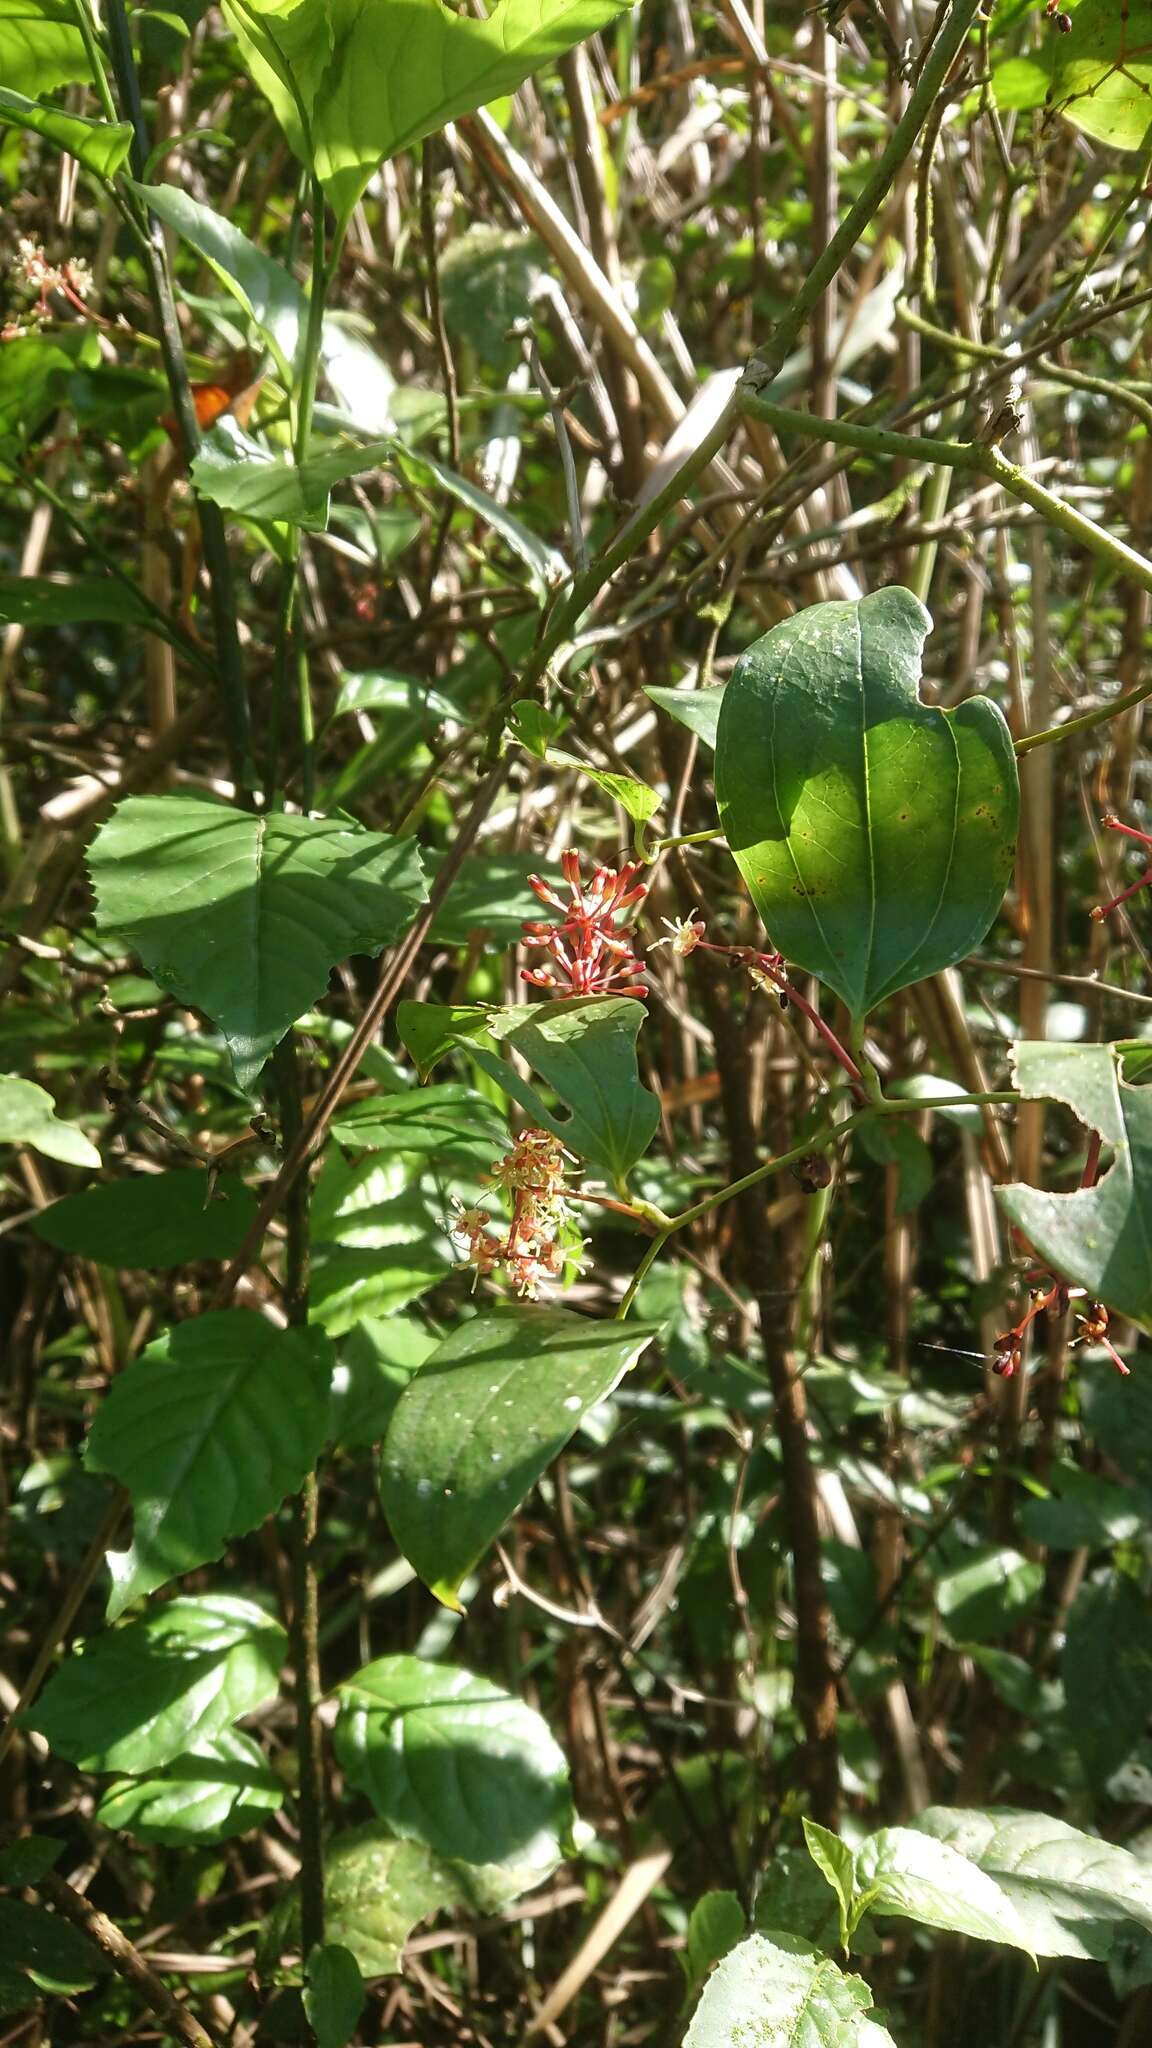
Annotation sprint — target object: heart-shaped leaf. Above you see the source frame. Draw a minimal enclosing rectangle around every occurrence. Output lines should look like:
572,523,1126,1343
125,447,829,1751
85,1310,332,1618
684,1931,896,2048
380,1306,657,1607
24,1594,285,1773
998,1041,1152,1324
88,792,426,1091
334,1655,573,1869
715,587,1018,1023
224,0,635,227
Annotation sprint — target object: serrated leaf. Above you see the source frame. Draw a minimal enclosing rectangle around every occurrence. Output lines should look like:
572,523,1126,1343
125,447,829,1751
684,1931,896,2048
914,1807,1152,1961
715,588,1018,1022
0,87,132,174
0,3,90,98
88,792,426,1091
998,1041,1152,1326
335,1656,572,1871
85,1310,332,1618
1048,0,1152,150
34,1170,257,1268
380,1306,657,1607
304,1944,365,2048
96,1728,283,1845
1064,1577,1152,1787
25,1594,286,1773
223,0,635,226
0,1073,99,1168
852,1827,1034,1957
397,996,660,1183
129,180,305,375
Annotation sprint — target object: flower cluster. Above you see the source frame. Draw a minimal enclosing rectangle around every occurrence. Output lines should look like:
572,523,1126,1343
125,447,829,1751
522,850,647,997
1091,813,1152,923
449,1128,585,1298
9,237,93,329
994,1277,1129,1377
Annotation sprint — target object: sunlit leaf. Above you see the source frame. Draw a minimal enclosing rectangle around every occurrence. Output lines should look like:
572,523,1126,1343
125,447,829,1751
0,87,132,174
96,1728,283,1846
0,1073,99,1169
131,180,306,375
915,1807,1152,1961
1049,0,1152,150
684,1931,896,2048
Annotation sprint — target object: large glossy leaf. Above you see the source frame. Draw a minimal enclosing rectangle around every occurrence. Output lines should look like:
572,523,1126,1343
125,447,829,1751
34,1169,257,1268
223,0,634,226
380,1306,657,1607
96,1728,283,1845
714,588,1018,1022
85,1310,332,1618
1064,1577,1152,1787
88,792,426,1091
0,88,132,174
1048,0,1152,151
397,996,660,1183
998,1041,1152,1325
25,1594,286,1773
684,1932,896,2048
131,181,306,376
915,1808,1152,1962
851,1828,1033,1956
334,1655,573,1869
0,2,90,97
0,1074,99,1168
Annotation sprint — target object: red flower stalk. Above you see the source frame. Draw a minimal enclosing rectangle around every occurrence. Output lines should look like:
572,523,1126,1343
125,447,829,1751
522,849,648,998
1091,814,1152,922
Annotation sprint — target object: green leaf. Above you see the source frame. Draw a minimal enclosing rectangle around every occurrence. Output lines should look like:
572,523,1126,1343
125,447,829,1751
334,1655,573,1870
684,1931,896,2048
333,668,456,721
851,1827,1034,1957
0,87,133,174
129,181,306,376
0,1900,104,1997
855,1121,932,1212
441,226,546,377
1082,1359,1152,1485
1064,1576,1152,1787
88,792,426,1092
34,1169,258,1268
803,1818,855,1952
0,572,153,627
380,1306,657,1607
304,1945,365,2048
549,751,661,825
394,445,567,596
397,996,660,1183
507,699,567,760
0,1073,99,1168
330,1084,508,1166
322,1824,474,1978
25,1594,286,1773
0,1836,60,1885
310,1244,448,1337
714,588,1019,1022
1019,1463,1148,1549
96,1728,283,1846
428,855,552,944
683,1892,747,1997
934,1546,1043,1642
0,3,90,98
1049,0,1152,151
85,1310,332,1618
189,420,395,530
914,1807,1152,1961
330,1315,437,1450
998,1041,1152,1326
645,682,725,750
223,0,635,226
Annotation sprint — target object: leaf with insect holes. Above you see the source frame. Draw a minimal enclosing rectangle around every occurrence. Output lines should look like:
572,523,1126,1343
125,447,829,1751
223,0,637,227
684,1932,896,2048
1048,0,1152,152
997,1040,1152,1327
715,588,1019,1023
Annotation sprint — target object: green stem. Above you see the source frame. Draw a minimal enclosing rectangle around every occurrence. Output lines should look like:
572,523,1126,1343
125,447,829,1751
67,0,119,124
102,0,253,798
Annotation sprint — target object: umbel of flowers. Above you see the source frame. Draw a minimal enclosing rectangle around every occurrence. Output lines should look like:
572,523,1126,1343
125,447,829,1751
450,1128,584,1298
